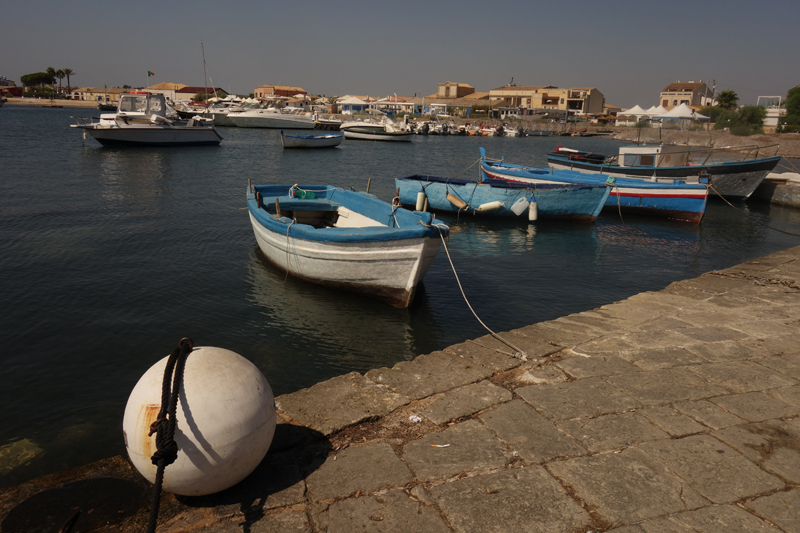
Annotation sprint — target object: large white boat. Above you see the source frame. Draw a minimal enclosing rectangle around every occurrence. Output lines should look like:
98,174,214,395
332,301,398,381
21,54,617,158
228,106,316,129
71,93,222,146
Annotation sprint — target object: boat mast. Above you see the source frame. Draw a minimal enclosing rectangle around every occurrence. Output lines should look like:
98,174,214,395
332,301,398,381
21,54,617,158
202,41,209,110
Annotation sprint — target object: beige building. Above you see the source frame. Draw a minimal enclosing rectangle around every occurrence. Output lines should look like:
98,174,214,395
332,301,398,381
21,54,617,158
488,85,605,115
145,82,188,100
71,87,127,103
659,81,713,107
254,85,307,98
437,82,475,99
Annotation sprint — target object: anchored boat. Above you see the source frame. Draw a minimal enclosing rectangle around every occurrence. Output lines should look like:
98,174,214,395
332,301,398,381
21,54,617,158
480,148,709,223
71,93,222,146
395,175,611,222
280,130,343,149
547,144,781,199
246,184,447,307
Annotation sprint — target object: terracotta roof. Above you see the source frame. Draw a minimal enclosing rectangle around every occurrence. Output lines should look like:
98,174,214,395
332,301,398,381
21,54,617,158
257,84,306,92
662,81,706,92
439,81,474,88
147,82,187,90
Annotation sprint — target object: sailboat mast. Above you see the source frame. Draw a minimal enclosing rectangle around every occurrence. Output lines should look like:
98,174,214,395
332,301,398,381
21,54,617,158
202,42,209,110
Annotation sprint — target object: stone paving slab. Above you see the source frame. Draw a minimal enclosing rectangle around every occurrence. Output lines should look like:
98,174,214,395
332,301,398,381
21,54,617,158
638,406,707,437
429,466,591,533
685,340,761,362
557,412,669,453
713,419,800,484
421,380,512,425
516,376,643,420
312,489,451,533
511,362,568,385
510,320,603,347
636,505,777,533
276,372,409,435
546,447,706,524
442,339,521,373
305,442,413,502
639,435,785,504
365,351,491,400
758,352,800,379
627,346,709,371
672,399,747,430
402,420,513,482
608,368,730,406
196,511,312,533
770,384,800,407
555,354,641,379
478,400,586,463
710,391,800,422
687,361,798,393
745,488,800,533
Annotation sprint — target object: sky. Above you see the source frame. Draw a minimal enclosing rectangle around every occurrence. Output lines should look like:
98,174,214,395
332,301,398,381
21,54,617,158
2,0,798,108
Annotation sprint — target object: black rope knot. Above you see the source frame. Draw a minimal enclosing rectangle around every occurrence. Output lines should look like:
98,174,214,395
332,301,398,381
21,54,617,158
146,337,193,533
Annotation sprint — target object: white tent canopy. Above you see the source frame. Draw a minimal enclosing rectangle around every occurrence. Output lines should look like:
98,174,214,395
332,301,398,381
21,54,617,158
336,96,369,105
619,105,647,117
655,103,709,120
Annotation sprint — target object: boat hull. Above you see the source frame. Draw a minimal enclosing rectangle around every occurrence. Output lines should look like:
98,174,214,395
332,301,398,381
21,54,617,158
342,129,413,142
229,112,316,129
281,133,343,148
78,125,222,146
247,185,446,307
547,153,781,199
480,153,708,223
395,175,610,222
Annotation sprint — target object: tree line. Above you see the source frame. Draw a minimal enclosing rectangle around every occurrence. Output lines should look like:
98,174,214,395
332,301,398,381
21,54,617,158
20,67,75,98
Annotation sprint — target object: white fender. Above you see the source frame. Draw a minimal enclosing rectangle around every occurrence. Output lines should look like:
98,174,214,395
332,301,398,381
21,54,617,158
528,199,539,222
123,346,276,496
416,191,427,211
446,193,468,210
476,201,504,212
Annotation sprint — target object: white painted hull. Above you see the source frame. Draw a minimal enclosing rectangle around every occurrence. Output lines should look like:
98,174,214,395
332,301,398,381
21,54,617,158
248,212,440,306
281,134,343,148
229,110,316,129
75,124,222,146
342,130,413,142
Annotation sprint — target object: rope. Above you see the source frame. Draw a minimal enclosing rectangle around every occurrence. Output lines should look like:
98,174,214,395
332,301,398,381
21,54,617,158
284,219,296,283
146,337,194,533
434,227,527,360
613,184,624,223
709,183,800,237
450,157,483,180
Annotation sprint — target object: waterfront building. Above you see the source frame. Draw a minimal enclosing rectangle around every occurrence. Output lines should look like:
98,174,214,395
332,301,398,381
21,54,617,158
659,81,714,107
254,84,307,98
71,87,126,103
437,82,475,99
488,85,605,117
145,82,188,101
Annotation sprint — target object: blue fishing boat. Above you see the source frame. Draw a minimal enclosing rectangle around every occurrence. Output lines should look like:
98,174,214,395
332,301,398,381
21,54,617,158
247,183,448,307
395,175,611,222
547,144,781,199
480,148,709,223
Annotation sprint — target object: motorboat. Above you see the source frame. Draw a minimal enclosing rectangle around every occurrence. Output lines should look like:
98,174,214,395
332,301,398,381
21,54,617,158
342,124,413,142
246,183,447,307
395,174,610,222
280,131,343,148
71,93,222,146
547,144,781,199
480,148,709,223
228,106,316,129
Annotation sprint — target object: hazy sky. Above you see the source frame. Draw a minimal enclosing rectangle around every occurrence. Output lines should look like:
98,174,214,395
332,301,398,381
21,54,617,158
2,0,797,108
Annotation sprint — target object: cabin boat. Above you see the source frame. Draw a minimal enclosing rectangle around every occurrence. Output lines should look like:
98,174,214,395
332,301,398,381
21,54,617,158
548,144,781,199
480,148,709,223
71,93,222,146
246,184,447,307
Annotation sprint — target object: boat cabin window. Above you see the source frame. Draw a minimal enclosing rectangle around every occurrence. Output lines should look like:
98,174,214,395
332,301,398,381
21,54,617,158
640,155,655,166
119,96,147,113
149,98,163,114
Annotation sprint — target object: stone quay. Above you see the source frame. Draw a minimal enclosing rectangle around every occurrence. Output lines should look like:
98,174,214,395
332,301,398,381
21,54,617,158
2,246,800,532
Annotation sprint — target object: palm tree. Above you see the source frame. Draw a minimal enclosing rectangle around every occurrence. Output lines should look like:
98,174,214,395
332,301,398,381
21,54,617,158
62,68,75,98
56,69,65,96
46,67,57,93
716,89,738,110
326,96,339,114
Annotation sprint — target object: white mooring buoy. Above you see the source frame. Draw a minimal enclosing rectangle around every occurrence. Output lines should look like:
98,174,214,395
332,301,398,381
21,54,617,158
122,346,276,496
415,191,427,211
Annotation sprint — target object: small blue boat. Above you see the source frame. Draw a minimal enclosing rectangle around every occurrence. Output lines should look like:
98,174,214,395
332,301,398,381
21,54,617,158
480,148,709,223
395,175,611,222
247,184,448,307
280,130,343,148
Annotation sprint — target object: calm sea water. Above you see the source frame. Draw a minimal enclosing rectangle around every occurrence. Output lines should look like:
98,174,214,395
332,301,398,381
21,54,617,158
2,105,800,487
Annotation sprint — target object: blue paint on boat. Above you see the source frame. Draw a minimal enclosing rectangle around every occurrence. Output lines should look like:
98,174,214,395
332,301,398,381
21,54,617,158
395,175,611,222
479,148,709,223
247,184,446,243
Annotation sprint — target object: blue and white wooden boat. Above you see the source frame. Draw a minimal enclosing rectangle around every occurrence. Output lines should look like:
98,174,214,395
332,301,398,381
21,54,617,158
247,184,448,307
480,148,709,223
280,130,343,149
548,145,781,199
395,175,611,222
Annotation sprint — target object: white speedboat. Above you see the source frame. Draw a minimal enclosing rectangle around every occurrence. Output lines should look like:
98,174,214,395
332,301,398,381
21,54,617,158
228,106,316,129
71,93,222,146
342,123,413,142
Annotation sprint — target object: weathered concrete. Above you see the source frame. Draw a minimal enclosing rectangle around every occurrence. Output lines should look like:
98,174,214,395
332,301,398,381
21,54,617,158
4,245,800,532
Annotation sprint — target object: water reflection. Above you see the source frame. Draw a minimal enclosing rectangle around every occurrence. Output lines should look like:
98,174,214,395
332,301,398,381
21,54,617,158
244,246,442,384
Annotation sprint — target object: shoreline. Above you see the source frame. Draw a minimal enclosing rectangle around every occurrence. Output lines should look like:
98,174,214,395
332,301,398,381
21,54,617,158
2,245,799,532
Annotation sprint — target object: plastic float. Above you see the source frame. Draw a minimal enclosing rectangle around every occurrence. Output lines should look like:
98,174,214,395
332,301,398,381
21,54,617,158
123,343,276,496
